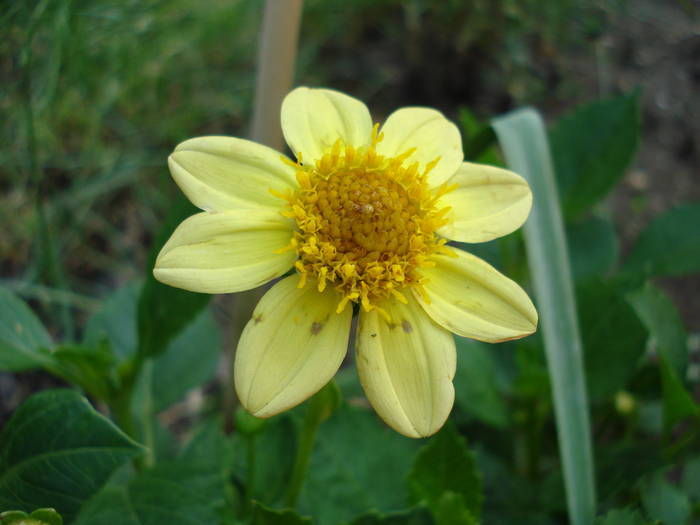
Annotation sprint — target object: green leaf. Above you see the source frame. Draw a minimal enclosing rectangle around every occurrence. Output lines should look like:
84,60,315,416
681,457,700,502
595,508,649,525
566,216,618,283
0,287,53,371
596,442,664,503
73,460,227,525
84,280,220,412
298,404,422,525
83,282,140,361
658,360,699,430
621,204,700,279
640,471,691,525
578,280,647,401
252,502,312,525
550,91,640,218
408,424,482,520
137,199,209,357
493,108,596,525
51,343,118,401
431,492,478,525
232,414,297,507
349,508,433,525
150,309,221,412
454,337,509,428
0,389,143,522
627,283,687,376
626,284,697,429
0,508,63,525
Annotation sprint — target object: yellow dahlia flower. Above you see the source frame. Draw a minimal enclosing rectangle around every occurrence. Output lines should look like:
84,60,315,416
154,87,537,438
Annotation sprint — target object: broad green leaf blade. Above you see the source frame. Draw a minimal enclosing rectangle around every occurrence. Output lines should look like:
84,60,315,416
252,503,312,525
454,337,509,428
578,280,647,401
52,343,118,401
493,108,596,525
567,216,618,283
73,460,227,525
408,424,482,520
298,404,422,525
595,508,649,525
627,284,697,429
350,508,433,525
550,91,640,218
151,309,221,412
640,471,691,525
84,280,221,412
0,287,54,371
83,282,140,361
621,204,700,279
0,389,143,522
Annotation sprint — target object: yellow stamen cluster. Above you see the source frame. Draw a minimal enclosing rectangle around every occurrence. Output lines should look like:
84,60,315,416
278,126,454,315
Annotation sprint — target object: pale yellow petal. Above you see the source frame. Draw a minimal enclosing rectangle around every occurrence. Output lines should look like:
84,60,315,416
153,210,295,294
416,249,538,343
169,136,296,212
437,162,532,243
355,297,456,438
376,107,463,187
281,87,373,164
235,274,352,417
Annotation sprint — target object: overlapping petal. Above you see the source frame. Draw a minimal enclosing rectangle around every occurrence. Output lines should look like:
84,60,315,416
437,162,533,243
235,275,352,417
169,136,297,212
376,107,463,187
281,87,373,164
355,297,456,438
153,210,295,294
415,249,538,343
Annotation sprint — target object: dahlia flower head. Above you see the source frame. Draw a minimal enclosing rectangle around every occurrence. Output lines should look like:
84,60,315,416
154,87,538,438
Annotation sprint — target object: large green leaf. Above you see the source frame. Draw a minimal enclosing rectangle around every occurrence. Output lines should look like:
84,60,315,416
83,282,140,361
0,287,54,371
73,460,227,525
621,204,700,279
83,281,220,412
252,503,312,525
349,508,433,525
578,280,647,401
150,310,221,412
298,404,421,525
595,508,649,525
0,390,143,522
549,92,640,218
408,424,482,522
232,414,297,507
566,216,618,283
493,108,596,525
627,284,697,429
454,337,509,428
640,471,691,525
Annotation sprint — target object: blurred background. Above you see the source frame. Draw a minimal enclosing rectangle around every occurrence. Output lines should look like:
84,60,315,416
2,0,700,513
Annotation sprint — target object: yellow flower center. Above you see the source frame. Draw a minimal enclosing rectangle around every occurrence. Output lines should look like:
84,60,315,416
277,126,454,315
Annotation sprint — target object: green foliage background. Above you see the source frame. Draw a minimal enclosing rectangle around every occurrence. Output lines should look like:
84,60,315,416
1,1,699,524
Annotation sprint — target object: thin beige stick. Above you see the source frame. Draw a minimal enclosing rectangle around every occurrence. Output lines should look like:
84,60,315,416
250,0,304,148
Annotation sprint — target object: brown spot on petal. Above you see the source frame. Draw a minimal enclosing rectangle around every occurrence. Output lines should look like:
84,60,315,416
370,333,377,338
401,320,413,333
253,314,264,325
310,322,324,335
